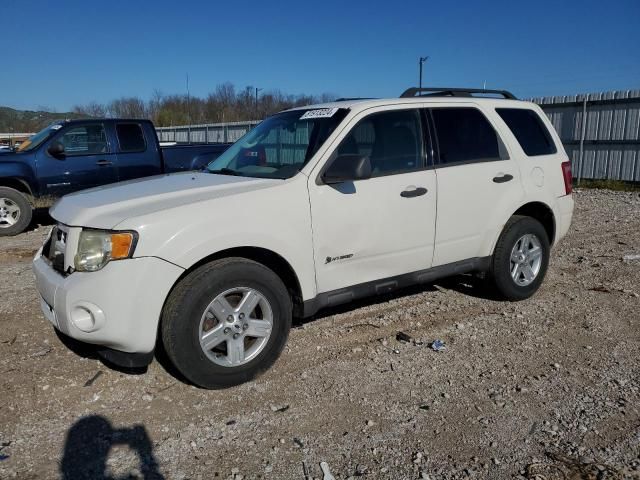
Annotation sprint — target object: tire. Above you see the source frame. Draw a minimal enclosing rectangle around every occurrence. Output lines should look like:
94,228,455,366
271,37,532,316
0,187,32,236
489,215,550,301
161,257,292,389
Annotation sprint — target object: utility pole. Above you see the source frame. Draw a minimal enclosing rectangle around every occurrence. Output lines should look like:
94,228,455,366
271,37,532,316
255,87,263,120
186,73,191,126
418,56,429,90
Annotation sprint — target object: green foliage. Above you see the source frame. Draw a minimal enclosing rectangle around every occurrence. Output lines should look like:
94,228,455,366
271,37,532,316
0,106,85,132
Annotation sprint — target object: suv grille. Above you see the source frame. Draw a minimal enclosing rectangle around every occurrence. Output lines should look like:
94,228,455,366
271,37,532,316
44,226,67,274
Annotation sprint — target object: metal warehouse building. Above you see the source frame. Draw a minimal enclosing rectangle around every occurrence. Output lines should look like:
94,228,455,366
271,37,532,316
530,90,640,183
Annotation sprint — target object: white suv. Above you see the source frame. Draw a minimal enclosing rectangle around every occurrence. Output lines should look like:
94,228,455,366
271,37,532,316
33,87,574,388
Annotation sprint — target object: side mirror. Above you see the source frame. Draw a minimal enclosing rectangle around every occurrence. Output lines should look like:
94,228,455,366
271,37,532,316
47,141,65,157
322,154,372,184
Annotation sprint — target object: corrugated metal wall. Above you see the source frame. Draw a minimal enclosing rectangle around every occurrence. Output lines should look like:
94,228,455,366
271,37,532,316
530,90,640,182
155,120,260,144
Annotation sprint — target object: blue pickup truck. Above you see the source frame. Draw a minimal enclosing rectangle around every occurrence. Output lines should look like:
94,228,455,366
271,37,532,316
0,119,230,235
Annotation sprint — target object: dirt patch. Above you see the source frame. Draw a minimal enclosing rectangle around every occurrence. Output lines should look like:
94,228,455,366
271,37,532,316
0,189,639,479
0,247,39,262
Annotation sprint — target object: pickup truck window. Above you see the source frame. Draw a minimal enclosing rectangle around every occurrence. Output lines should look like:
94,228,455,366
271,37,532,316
207,108,348,179
59,124,108,155
16,124,61,152
116,123,146,153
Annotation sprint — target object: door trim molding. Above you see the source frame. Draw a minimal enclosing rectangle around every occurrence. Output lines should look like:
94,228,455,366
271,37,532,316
302,256,490,317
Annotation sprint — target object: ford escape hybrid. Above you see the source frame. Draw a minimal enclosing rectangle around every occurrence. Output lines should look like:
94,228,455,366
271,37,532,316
33,87,574,388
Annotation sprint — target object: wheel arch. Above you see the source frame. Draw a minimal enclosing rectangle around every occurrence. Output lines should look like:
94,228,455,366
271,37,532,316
166,246,305,318
512,201,556,246
484,200,557,259
0,178,34,202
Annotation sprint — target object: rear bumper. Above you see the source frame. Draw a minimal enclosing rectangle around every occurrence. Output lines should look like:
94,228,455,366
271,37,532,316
33,250,184,354
554,194,574,244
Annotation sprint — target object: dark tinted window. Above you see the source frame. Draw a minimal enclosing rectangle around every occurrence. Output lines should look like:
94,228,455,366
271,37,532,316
431,108,501,165
496,108,557,156
116,123,146,152
59,124,107,155
337,109,423,176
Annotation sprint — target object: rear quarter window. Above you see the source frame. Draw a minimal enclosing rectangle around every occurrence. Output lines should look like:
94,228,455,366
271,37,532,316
116,123,146,153
496,108,557,156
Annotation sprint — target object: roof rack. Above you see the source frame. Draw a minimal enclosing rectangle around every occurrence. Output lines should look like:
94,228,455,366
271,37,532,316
400,87,517,100
334,97,376,102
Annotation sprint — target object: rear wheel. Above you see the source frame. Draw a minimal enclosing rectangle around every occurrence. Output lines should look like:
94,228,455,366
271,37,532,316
0,187,32,236
489,215,550,300
161,257,292,389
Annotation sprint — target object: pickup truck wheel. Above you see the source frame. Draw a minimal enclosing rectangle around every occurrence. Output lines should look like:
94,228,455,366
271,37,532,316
0,187,32,236
489,215,550,301
161,257,292,389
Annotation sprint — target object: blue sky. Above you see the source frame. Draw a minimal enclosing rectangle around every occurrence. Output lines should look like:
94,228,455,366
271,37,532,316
2,0,639,111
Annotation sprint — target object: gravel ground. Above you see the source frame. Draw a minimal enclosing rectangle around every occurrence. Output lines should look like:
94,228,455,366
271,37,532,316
0,189,639,480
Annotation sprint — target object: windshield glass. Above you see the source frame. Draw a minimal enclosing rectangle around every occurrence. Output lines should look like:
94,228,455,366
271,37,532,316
206,108,348,179
16,123,63,152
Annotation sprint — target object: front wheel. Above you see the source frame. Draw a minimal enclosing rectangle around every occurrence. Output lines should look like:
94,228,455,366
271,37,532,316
489,215,550,301
161,257,292,389
0,187,32,236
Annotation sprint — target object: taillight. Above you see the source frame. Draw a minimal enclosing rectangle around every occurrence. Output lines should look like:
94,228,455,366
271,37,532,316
561,161,572,195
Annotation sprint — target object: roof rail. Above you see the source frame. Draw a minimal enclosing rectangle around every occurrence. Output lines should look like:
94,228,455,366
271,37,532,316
401,87,517,100
334,97,376,102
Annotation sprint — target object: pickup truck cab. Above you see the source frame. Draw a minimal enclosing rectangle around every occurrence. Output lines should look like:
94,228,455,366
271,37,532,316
0,118,228,235
33,87,574,389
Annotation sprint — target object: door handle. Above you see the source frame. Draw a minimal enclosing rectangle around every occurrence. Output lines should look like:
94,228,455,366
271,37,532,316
400,187,427,198
492,174,513,183
96,160,112,166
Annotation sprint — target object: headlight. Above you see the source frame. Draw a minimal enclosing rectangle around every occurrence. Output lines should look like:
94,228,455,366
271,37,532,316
74,229,137,272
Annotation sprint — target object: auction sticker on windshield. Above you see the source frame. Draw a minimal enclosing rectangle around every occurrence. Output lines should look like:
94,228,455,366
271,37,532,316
300,108,339,120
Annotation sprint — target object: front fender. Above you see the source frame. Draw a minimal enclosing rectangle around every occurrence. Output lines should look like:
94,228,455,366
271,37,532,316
0,160,37,196
115,176,317,300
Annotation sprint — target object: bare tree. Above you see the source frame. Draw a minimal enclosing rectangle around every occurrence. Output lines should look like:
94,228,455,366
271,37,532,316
62,83,338,127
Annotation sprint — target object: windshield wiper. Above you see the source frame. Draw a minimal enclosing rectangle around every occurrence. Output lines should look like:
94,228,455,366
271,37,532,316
208,168,242,176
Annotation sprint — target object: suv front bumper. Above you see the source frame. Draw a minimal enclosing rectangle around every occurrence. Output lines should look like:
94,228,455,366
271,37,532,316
33,248,184,356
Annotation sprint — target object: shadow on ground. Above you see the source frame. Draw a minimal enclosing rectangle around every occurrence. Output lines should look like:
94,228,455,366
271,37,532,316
293,273,503,328
61,415,164,480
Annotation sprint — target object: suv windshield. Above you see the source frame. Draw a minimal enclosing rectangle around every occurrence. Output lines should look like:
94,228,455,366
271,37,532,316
207,108,348,179
16,123,63,152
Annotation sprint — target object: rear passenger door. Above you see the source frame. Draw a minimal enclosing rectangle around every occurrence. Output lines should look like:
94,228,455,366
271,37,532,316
114,122,161,181
429,105,525,266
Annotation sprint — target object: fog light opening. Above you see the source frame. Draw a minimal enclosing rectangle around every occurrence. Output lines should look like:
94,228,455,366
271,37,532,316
70,302,105,333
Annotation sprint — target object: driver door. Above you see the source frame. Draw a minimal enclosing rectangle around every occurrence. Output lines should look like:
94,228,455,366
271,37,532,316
308,106,437,294
37,123,117,197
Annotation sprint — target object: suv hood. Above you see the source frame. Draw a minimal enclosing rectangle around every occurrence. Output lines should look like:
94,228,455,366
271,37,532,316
51,172,280,229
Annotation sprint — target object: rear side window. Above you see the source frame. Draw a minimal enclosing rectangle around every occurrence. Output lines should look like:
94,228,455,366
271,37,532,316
116,123,146,152
496,108,556,156
431,108,501,165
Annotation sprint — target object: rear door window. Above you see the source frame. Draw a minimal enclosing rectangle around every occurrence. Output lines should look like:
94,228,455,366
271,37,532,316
431,108,502,165
496,108,557,156
116,123,146,152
